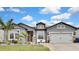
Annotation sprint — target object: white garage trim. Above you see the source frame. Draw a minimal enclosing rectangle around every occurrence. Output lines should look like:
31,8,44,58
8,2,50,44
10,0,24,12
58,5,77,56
49,32,73,44
49,32,73,36
49,32,73,34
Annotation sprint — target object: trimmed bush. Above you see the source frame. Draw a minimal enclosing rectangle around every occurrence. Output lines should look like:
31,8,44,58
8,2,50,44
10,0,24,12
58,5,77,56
0,41,5,44
26,42,31,45
18,42,22,44
0,42,3,44
11,40,18,44
6,41,11,45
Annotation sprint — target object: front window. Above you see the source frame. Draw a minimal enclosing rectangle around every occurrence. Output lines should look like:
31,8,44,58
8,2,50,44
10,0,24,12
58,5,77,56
37,25,45,29
57,25,65,29
10,33,14,39
38,35,43,39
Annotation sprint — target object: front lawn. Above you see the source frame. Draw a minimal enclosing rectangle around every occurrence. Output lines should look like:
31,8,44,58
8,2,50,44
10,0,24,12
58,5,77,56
0,45,50,51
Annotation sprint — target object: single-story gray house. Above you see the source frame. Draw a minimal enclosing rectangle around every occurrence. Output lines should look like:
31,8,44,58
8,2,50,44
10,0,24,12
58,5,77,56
0,22,79,44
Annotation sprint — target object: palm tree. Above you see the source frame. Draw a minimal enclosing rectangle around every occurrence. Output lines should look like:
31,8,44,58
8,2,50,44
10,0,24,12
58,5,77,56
18,31,28,44
0,18,14,42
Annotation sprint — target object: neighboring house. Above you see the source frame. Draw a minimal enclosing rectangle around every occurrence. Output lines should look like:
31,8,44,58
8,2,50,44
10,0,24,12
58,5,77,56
0,22,79,43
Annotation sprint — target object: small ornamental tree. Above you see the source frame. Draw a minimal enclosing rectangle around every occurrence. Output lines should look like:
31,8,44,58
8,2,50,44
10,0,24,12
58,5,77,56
18,31,28,44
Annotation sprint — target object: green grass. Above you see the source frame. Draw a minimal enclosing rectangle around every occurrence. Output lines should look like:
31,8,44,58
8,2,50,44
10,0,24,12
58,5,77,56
0,45,50,51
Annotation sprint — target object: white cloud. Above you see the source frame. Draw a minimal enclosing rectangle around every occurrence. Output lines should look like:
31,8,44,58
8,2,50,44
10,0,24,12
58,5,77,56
50,7,79,25
50,12,73,25
39,19,63,26
7,7,25,13
65,22,73,25
39,19,48,23
38,7,79,26
31,21,37,26
0,7,5,11
52,20,61,24
68,7,79,14
30,19,53,27
39,19,54,26
21,15,33,21
51,13,71,21
30,20,48,26
10,7,20,13
40,7,61,14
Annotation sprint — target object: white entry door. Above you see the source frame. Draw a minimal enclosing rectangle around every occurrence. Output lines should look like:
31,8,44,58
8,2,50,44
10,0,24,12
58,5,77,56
49,33,73,43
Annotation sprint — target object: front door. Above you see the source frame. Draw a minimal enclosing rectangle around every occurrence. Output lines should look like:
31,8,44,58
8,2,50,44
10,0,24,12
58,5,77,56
37,31,46,43
27,31,33,42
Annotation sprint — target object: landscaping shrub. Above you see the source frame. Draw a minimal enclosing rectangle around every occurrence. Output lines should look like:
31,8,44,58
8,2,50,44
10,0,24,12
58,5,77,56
11,40,18,44
0,41,2,44
0,41,5,44
18,42,22,44
0,42,1,44
26,42,31,45
24,42,27,44
6,41,11,45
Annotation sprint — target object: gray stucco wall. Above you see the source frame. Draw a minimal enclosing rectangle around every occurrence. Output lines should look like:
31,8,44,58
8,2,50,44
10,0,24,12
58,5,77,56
47,24,76,33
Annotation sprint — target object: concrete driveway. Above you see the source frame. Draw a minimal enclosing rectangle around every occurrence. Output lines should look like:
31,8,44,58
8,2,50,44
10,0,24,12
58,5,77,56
42,43,79,51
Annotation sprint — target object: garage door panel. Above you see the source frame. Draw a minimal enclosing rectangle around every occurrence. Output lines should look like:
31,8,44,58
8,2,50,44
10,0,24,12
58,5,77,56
49,33,73,43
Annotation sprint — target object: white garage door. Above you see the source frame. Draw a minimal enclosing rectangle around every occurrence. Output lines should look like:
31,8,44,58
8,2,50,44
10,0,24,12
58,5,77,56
49,33,73,43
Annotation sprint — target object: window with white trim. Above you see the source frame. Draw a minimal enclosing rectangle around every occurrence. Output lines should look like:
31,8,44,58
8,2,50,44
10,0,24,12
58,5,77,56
57,25,66,29
37,24,45,29
10,33,14,39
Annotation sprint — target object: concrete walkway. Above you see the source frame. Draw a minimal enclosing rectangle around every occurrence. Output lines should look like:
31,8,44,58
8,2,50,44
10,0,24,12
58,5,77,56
42,43,79,51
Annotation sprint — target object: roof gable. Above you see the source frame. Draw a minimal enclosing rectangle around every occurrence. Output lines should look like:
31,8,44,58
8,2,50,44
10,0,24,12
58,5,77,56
36,22,45,25
47,22,77,29
12,23,28,30
18,23,35,29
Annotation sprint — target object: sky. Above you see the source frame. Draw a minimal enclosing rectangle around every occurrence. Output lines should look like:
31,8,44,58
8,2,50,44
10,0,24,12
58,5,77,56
0,7,79,27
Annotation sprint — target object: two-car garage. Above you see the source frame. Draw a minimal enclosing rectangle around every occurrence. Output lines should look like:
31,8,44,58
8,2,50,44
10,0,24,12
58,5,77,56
46,22,76,44
49,32,73,44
